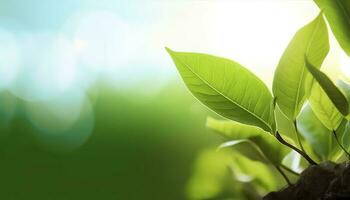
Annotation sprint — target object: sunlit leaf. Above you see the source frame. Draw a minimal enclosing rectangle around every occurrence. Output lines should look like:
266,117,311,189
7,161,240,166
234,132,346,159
275,105,300,147
338,80,350,99
305,58,349,116
218,139,269,163
166,48,275,132
338,80,350,120
273,13,329,120
207,117,290,165
309,83,343,130
230,152,281,192
282,151,302,173
207,116,264,139
336,119,350,153
297,104,339,160
315,0,350,56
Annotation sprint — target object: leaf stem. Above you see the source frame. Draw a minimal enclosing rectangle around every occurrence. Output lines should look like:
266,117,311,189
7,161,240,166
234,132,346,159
293,120,305,152
275,165,291,186
332,130,350,160
276,132,317,165
280,164,300,176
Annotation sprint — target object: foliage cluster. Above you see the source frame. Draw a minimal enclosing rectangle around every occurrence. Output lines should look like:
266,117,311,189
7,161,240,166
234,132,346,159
167,1,350,198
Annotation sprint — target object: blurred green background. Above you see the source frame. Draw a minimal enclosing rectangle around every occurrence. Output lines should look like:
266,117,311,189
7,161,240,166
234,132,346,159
0,82,222,200
0,1,223,199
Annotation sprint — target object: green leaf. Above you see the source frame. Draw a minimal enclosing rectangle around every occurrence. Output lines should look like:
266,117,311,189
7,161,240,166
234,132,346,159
272,13,329,120
337,81,350,151
297,104,338,160
186,149,280,200
230,152,281,191
186,149,242,200
309,83,343,130
315,0,350,56
338,80,350,119
207,117,263,139
275,105,299,146
337,119,350,153
166,48,274,132
207,117,290,165
305,57,349,116
338,80,350,100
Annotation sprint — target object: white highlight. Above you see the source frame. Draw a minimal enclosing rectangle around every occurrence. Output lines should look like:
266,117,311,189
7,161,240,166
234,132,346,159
11,33,78,101
0,29,20,91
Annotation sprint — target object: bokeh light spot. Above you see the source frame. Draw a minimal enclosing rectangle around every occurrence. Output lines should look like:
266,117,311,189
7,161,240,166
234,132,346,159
0,28,20,91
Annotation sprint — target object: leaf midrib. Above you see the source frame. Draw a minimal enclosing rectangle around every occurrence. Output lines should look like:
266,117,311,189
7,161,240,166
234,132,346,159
312,89,340,129
172,53,272,131
294,16,322,118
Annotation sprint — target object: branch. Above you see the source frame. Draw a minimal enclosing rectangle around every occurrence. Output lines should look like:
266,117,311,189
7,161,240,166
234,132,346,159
276,132,317,165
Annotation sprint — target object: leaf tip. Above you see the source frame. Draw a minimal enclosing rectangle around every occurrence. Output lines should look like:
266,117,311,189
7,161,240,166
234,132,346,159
165,47,174,54
205,116,215,129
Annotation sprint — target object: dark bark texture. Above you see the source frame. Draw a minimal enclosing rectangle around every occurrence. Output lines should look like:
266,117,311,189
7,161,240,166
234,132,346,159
263,161,350,200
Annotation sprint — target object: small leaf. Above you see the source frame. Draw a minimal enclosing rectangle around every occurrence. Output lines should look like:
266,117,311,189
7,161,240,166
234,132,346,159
305,57,349,116
338,80,350,119
309,83,343,130
186,149,241,200
166,48,275,132
230,152,281,191
338,80,350,100
282,151,302,173
273,12,329,120
275,105,299,146
297,104,339,160
218,140,268,163
207,117,290,165
186,149,279,200
337,119,350,153
315,0,350,56
336,81,350,151
206,117,263,139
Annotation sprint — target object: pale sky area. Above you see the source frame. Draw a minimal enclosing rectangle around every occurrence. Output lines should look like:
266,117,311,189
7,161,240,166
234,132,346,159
0,0,348,99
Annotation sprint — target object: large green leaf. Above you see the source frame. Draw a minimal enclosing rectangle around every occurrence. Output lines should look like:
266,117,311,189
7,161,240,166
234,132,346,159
207,117,290,165
272,13,329,120
305,58,349,116
166,48,274,132
309,83,343,130
297,104,338,160
315,0,350,56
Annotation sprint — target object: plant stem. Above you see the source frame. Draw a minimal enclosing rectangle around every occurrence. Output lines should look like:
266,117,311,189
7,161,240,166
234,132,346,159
332,130,350,160
276,132,317,165
293,120,305,152
280,164,300,176
275,165,291,186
